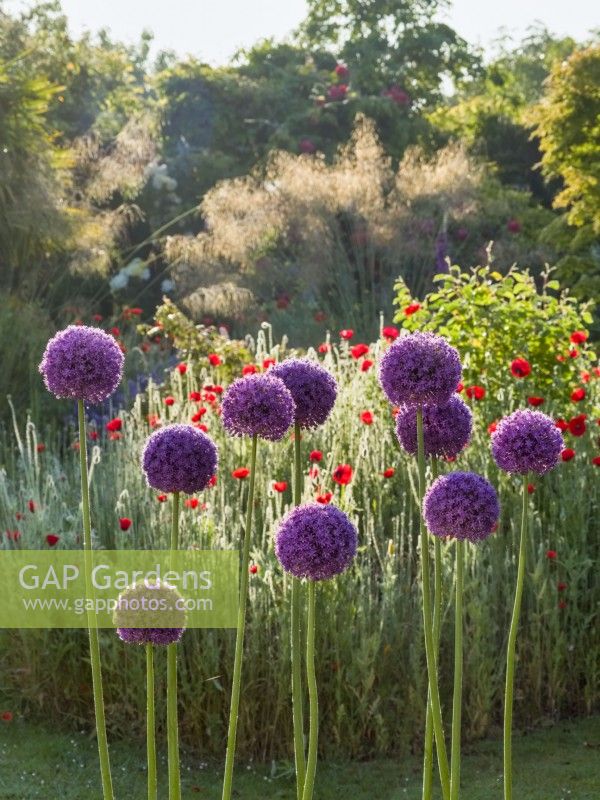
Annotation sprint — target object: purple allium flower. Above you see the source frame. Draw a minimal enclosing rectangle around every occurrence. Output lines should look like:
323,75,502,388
142,424,218,494
491,410,563,475
221,373,295,441
114,580,186,646
275,503,357,581
395,396,472,458
271,358,337,429
423,472,499,543
378,332,461,407
39,325,124,404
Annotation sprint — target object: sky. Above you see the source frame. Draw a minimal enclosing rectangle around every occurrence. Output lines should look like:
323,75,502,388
3,0,599,64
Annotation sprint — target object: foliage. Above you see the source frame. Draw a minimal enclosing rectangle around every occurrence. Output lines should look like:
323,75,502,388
163,117,555,339
394,264,596,406
530,45,600,232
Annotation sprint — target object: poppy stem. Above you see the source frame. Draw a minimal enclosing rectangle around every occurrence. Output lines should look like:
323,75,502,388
422,458,442,800
77,399,114,800
292,422,307,800
504,473,529,800
417,408,450,800
146,643,157,800
222,434,259,800
302,580,318,800
167,490,181,800
450,539,464,800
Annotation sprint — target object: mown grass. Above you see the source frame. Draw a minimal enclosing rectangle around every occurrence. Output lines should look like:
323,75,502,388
0,716,598,799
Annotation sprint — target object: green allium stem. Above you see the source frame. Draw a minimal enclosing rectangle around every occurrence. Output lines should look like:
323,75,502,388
417,409,450,800
146,644,157,800
77,399,114,800
302,580,318,800
423,458,442,800
450,539,464,800
292,422,307,799
168,490,181,800
504,474,529,800
222,434,259,800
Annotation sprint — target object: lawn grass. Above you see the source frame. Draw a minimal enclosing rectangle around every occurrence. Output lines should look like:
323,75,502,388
0,716,598,799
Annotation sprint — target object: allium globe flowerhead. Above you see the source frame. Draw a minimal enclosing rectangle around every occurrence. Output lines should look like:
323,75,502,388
492,410,564,475
221,373,295,441
39,325,124,404
142,424,218,494
271,358,337,429
275,503,357,581
378,332,461,407
114,580,186,646
423,472,500,543
395,395,472,459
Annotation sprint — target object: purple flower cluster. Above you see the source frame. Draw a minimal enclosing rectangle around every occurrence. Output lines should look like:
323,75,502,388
114,580,186,646
423,472,500,543
378,332,461,407
395,396,472,459
221,373,295,441
39,325,124,404
275,503,357,581
142,424,218,494
272,358,337,429
491,410,563,475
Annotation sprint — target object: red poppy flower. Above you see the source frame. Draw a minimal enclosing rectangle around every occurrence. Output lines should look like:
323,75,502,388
28,500,35,513
46,534,59,547
262,358,275,369
592,456,600,466
339,329,354,340
232,468,250,480
177,363,187,375
527,483,535,494
360,410,374,425
571,387,586,402
333,464,353,485
569,349,579,359
361,359,373,372
164,396,175,406
555,418,569,431
382,326,399,341
119,517,132,531
404,303,421,316
36,443,46,453
318,343,330,354
465,385,485,400
546,550,557,559
527,397,544,407
184,498,199,509
157,494,168,502
191,408,207,423
383,468,395,479
211,385,223,394
488,421,498,434
188,391,202,402
456,382,464,393
310,450,323,462
106,418,122,432
350,343,369,359
242,364,258,375
249,564,259,575
208,475,217,487
273,481,287,493
511,358,531,378
110,326,120,337
568,415,587,437
316,492,333,504
1,711,13,722
208,353,221,367
561,448,575,462
570,331,588,344
557,582,567,592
